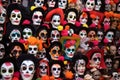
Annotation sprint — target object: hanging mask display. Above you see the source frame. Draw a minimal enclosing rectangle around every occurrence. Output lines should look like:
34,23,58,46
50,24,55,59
85,0,95,11
34,0,45,7
58,0,68,9
48,42,62,60
23,28,33,41
50,29,60,43
10,9,22,25
0,43,5,59
9,29,21,42
0,6,6,24
17,54,38,80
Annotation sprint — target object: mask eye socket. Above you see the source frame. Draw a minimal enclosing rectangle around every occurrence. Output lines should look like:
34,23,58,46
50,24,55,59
9,69,13,73
11,14,16,18
52,50,56,54
1,69,6,73
22,66,27,71
29,67,33,71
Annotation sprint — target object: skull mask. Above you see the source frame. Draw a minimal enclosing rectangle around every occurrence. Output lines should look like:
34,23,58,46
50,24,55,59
20,60,35,80
51,64,61,78
58,0,67,9
38,30,47,43
47,0,56,8
117,3,120,12
39,61,48,77
1,62,14,80
32,11,43,26
67,11,77,24
65,45,75,58
79,12,88,24
23,28,32,40
92,16,100,25
85,0,95,11
95,0,102,11
28,45,38,57
10,9,22,25
51,15,61,29
0,26,4,41
50,30,60,43
49,46,61,60
105,31,114,42
9,29,21,42
79,30,87,39
37,48,46,59
68,28,74,36
0,7,6,24
105,58,112,69
88,30,96,41
0,43,5,59
97,31,104,42
34,0,44,7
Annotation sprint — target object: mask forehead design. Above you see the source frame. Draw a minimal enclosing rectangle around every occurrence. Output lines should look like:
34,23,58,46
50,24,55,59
10,9,22,25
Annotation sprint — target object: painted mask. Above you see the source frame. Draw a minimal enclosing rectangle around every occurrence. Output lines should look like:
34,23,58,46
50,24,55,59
112,72,119,80
68,28,74,36
32,11,43,26
117,3,120,12
37,48,46,59
88,30,96,41
28,45,38,57
0,7,6,24
75,59,86,75
0,26,4,41
1,62,14,80
47,0,56,8
105,4,111,11
51,64,61,78
91,52,101,68
39,61,48,77
49,46,61,60
11,46,22,59
95,0,102,11
23,28,32,40
97,31,104,42
105,58,112,69
9,29,21,42
58,0,67,9
38,30,47,43
105,31,114,42
67,11,76,24
20,60,35,80
51,15,61,29
65,45,75,58
92,16,100,25
85,0,95,11
10,9,22,25
79,12,88,24
34,0,44,7
50,30,60,43
0,43,5,59
79,30,87,39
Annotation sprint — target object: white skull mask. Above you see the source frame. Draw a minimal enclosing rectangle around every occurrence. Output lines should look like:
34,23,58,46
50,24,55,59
65,45,75,58
85,0,95,11
23,28,32,40
0,27,4,41
10,9,22,25
51,15,61,29
0,7,6,24
32,11,43,26
1,62,14,80
39,61,48,76
37,48,46,59
47,0,56,8
58,0,67,9
51,64,61,78
68,28,74,36
50,30,60,42
105,31,114,42
95,0,102,11
20,60,35,80
34,0,44,7
79,30,87,39
9,29,21,42
67,11,76,24
79,13,88,24
0,43,5,59
28,45,38,57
